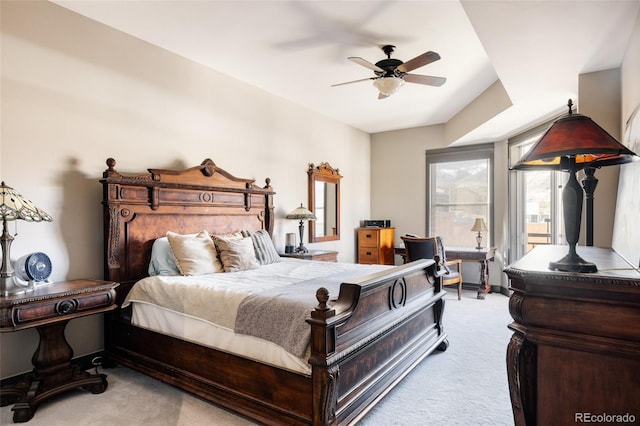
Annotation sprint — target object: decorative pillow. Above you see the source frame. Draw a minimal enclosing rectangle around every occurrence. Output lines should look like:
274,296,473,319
148,237,181,276
215,236,260,272
166,231,223,275
244,230,281,265
212,231,243,250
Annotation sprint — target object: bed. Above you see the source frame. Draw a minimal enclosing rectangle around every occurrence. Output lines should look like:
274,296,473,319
101,157,448,426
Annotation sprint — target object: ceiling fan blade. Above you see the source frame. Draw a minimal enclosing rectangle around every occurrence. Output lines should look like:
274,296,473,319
331,77,375,87
397,51,441,73
404,74,447,87
348,57,384,73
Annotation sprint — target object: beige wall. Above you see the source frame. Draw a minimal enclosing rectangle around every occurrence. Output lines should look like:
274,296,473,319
0,1,371,377
613,10,640,265
578,68,622,249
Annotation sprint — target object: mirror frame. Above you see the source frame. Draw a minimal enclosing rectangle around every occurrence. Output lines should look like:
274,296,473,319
308,162,342,243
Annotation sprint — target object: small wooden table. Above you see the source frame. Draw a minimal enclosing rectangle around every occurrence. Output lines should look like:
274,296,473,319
280,250,338,262
395,245,496,299
445,247,496,299
0,279,119,423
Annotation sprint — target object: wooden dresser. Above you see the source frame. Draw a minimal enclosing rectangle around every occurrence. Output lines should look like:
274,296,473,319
357,227,394,265
504,245,640,426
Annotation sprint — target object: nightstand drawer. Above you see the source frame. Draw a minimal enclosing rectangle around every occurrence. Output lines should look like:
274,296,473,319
12,292,115,327
358,229,380,248
1,280,119,331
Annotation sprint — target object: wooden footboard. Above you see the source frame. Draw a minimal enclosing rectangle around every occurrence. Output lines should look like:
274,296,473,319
105,259,446,426
101,158,447,425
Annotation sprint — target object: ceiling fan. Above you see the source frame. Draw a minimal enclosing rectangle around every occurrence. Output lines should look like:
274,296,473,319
332,45,446,99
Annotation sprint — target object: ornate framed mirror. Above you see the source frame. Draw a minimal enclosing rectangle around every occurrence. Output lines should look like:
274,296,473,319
308,162,342,242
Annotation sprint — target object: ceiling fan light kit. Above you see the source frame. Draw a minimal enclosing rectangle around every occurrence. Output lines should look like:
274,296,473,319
333,44,446,99
374,77,404,96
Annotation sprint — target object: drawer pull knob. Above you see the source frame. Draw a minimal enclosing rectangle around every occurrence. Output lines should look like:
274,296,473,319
56,299,78,315
366,251,372,255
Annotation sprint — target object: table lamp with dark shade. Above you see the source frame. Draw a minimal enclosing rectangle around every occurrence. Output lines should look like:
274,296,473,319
285,204,317,253
511,100,637,273
0,182,53,296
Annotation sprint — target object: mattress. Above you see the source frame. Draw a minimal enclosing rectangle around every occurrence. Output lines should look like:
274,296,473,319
126,258,390,374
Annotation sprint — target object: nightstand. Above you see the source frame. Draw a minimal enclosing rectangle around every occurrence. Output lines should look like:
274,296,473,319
280,250,338,262
0,279,119,423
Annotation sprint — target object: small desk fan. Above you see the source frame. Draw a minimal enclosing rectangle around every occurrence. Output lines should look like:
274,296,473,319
15,252,52,287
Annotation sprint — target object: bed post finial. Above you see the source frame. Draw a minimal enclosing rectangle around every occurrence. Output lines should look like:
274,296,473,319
311,287,335,319
103,158,119,178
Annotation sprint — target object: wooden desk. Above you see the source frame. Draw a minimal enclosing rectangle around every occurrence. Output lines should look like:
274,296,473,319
504,245,640,425
395,245,496,299
0,279,119,423
445,247,496,299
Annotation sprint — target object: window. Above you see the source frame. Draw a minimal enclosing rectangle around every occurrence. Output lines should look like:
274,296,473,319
508,121,566,262
426,144,493,247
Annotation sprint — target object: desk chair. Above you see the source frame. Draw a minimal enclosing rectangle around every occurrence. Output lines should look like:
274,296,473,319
401,235,463,300
435,236,463,300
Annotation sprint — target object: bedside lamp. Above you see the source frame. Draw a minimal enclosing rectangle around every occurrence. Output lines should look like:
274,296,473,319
512,100,637,272
1,182,53,296
286,204,317,253
470,218,488,249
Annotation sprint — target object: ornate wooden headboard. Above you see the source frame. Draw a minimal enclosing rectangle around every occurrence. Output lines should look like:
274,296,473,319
101,157,275,288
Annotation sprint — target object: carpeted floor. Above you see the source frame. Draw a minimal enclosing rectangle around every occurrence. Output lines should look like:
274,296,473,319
1,289,514,425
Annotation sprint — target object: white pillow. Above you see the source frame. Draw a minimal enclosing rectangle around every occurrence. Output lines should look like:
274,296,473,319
166,231,223,275
148,237,180,276
215,236,260,272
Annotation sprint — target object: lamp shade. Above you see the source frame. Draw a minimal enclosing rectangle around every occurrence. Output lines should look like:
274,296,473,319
512,101,636,171
0,182,52,222
373,77,404,97
470,218,488,232
285,204,317,221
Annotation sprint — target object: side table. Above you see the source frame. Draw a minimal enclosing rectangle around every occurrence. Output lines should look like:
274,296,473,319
280,250,338,262
396,245,496,299
0,279,119,423
439,247,496,299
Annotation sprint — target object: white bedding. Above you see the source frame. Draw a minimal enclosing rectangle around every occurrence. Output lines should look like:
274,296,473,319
125,258,390,374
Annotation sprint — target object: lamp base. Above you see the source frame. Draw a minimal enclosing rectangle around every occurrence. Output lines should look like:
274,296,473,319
295,245,309,254
549,252,597,273
0,275,32,296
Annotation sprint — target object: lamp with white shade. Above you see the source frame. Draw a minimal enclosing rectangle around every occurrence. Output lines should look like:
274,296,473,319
285,204,317,254
0,182,53,296
470,218,488,249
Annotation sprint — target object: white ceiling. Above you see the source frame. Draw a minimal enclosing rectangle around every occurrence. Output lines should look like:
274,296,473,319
52,0,639,144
